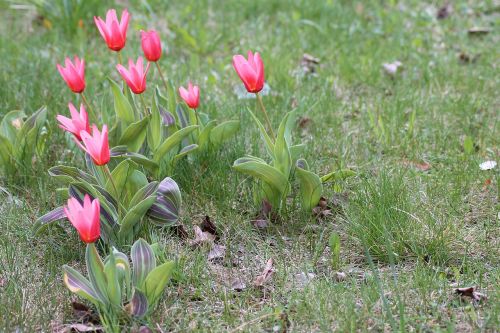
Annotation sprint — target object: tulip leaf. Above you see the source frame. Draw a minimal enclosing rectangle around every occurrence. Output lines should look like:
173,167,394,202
109,78,136,125
153,125,198,162
147,93,162,150
62,265,103,306
233,158,288,195
128,181,159,209
33,206,66,235
289,144,305,161
106,159,148,207
198,120,217,150
49,165,97,184
0,134,14,171
174,144,198,161
143,261,175,306
106,249,131,299
103,250,122,307
118,195,157,240
210,120,240,147
273,112,292,178
125,289,148,318
119,116,150,152
147,177,182,226
131,238,156,289
320,169,356,183
0,110,24,143
15,106,47,167
110,146,159,172
85,243,109,305
247,109,275,159
295,158,323,212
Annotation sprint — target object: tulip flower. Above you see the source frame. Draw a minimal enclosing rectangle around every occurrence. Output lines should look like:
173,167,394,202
94,9,130,52
64,195,100,243
57,103,90,141
141,30,162,62
116,57,150,94
76,124,110,166
57,56,86,93
179,83,200,109
232,51,264,93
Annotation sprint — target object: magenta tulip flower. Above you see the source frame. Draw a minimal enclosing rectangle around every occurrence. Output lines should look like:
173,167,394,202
57,56,86,93
232,51,265,93
141,30,162,62
57,103,90,141
116,57,150,94
94,9,130,52
179,83,200,109
64,195,100,243
76,125,110,166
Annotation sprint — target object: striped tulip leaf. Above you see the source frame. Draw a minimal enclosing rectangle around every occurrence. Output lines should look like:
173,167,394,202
131,238,156,289
85,243,109,305
143,261,175,306
147,177,182,226
49,165,97,185
174,144,198,161
62,265,103,306
118,195,157,240
125,289,148,318
33,206,66,235
103,249,122,307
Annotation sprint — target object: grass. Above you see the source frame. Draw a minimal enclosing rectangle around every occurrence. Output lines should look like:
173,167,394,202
0,0,499,331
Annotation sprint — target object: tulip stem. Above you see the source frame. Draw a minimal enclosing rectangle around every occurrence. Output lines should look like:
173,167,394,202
139,94,149,117
117,52,126,94
155,62,169,93
81,93,97,121
256,93,275,140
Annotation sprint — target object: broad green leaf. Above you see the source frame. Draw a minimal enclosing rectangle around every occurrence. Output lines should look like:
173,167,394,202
106,160,148,206
147,177,182,226
273,112,292,178
209,120,240,147
85,243,109,304
110,146,159,173
103,250,121,307
295,158,323,212
131,238,156,289
0,134,13,168
107,249,131,299
118,195,156,240
143,261,175,305
198,120,216,150
233,159,288,194
119,116,150,152
320,169,356,183
247,109,274,158
129,182,159,209
289,144,305,161
62,265,103,306
109,78,135,124
0,110,24,142
153,125,198,163
49,165,97,184
174,144,198,161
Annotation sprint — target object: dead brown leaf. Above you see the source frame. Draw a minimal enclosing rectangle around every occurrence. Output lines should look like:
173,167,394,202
312,196,333,220
437,3,452,19
200,215,218,240
402,159,431,171
71,301,99,324
300,53,320,74
251,200,278,229
253,258,275,287
208,244,226,262
189,225,215,247
468,27,491,35
455,286,487,302
171,224,188,239
231,278,247,292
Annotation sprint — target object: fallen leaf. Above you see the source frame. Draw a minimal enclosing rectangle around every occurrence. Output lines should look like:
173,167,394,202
189,226,215,247
468,27,491,35
300,53,320,75
208,244,226,262
253,258,275,287
231,279,247,292
334,272,347,282
455,286,487,302
200,215,219,240
479,160,497,170
251,200,278,229
382,61,403,76
402,159,431,171
437,3,452,19
458,52,480,64
312,196,333,220
65,323,103,332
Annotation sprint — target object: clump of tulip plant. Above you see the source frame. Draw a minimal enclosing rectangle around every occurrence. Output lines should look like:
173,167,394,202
62,195,175,332
232,51,354,213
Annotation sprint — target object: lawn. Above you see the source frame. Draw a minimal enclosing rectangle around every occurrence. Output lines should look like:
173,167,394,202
0,0,499,332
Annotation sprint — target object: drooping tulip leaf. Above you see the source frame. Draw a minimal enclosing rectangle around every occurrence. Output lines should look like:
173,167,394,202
33,206,66,235
295,158,323,212
131,238,156,289
147,177,182,226
143,261,175,306
173,144,198,161
110,146,159,172
49,165,97,184
119,116,150,152
233,158,288,195
62,265,103,306
320,169,356,183
209,120,240,147
109,77,136,125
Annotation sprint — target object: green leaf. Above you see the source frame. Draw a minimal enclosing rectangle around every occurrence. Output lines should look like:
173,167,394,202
118,195,157,240
107,249,131,299
329,232,341,270
295,158,323,212
147,177,182,226
109,77,135,125
463,136,474,155
106,160,148,207
233,158,289,194
85,243,109,305
147,93,162,150
143,261,175,305
320,169,356,183
198,120,217,150
0,134,13,169
49,165,97,184
103,250,122,307
128,182,159,209
0,110,24,142
62,265,103,306
209,120,240,147
131,239,156,289
33,206,66,235
15,106,47,167
119,116,150,152
247,109,274,159
289,144,305,161
174,144,198,161
273,112,292,178
153,125,198,163
110,146,159,173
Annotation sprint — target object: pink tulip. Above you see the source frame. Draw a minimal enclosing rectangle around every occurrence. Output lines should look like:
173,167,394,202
116,57,150,94
179,83,200,109
94,9,130,52
57,103,90,141
57,56,86,93
76,125,110,166
64,195,100,243
232,51,265,93
141,30,162,62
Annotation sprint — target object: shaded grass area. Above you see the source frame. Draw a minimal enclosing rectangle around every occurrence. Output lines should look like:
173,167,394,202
0,0,499,331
